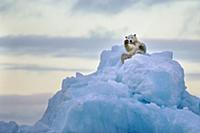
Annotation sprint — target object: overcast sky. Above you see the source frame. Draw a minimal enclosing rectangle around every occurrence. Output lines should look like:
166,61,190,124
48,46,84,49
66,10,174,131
0,0,199,39
0,0,200,125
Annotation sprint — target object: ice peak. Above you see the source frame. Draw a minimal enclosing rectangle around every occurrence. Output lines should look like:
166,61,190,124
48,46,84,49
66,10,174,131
1,45,200,133
38,45,200,133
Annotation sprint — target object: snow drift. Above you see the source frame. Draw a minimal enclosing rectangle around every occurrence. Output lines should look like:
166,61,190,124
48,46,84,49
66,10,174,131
0,45,200,133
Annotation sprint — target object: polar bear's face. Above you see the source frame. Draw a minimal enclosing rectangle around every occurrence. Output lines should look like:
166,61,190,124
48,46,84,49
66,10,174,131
122,34,147,63
124,34,138,45
124,34,146,54
124,34,138,52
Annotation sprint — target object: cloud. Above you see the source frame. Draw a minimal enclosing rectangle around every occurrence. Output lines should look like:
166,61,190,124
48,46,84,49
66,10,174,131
0,93,51,105
0,0,14,13
0,0,66,17
142,0,172,5
0,63,93,72
0,1,199,39
72,0,135,14
0,93,51,125
182,8,200,38
0,35,200,62
72,0,173,14
0,35,117,58
144,38,200,62
0,0,174,16
186,73,200,81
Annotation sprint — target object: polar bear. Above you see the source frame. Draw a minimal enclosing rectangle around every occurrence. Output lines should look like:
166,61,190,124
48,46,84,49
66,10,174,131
121,34,147,64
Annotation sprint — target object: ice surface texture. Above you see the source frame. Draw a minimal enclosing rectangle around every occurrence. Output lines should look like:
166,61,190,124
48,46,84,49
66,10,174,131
1,45,200,133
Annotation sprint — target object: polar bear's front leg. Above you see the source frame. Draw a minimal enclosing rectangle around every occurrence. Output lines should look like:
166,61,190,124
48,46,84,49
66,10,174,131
121,53,132,64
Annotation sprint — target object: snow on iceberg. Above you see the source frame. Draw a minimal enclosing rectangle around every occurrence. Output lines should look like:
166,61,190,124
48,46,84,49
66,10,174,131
1,45,200,133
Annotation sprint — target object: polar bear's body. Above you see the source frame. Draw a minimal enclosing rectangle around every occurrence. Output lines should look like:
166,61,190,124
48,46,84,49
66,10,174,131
121,34,146,64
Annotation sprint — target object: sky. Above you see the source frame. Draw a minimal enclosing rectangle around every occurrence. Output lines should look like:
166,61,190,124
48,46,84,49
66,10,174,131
0,0,200,125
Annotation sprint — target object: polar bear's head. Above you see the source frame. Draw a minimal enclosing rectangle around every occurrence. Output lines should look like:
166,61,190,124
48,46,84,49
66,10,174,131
121,34,147,63
124,34,138,52
124,34,138,45
124,34,146,54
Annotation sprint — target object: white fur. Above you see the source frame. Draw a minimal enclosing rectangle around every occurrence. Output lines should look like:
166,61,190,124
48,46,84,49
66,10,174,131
121,34,146,64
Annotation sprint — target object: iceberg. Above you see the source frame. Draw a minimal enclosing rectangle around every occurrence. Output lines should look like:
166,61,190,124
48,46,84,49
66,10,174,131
0,45,200,133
